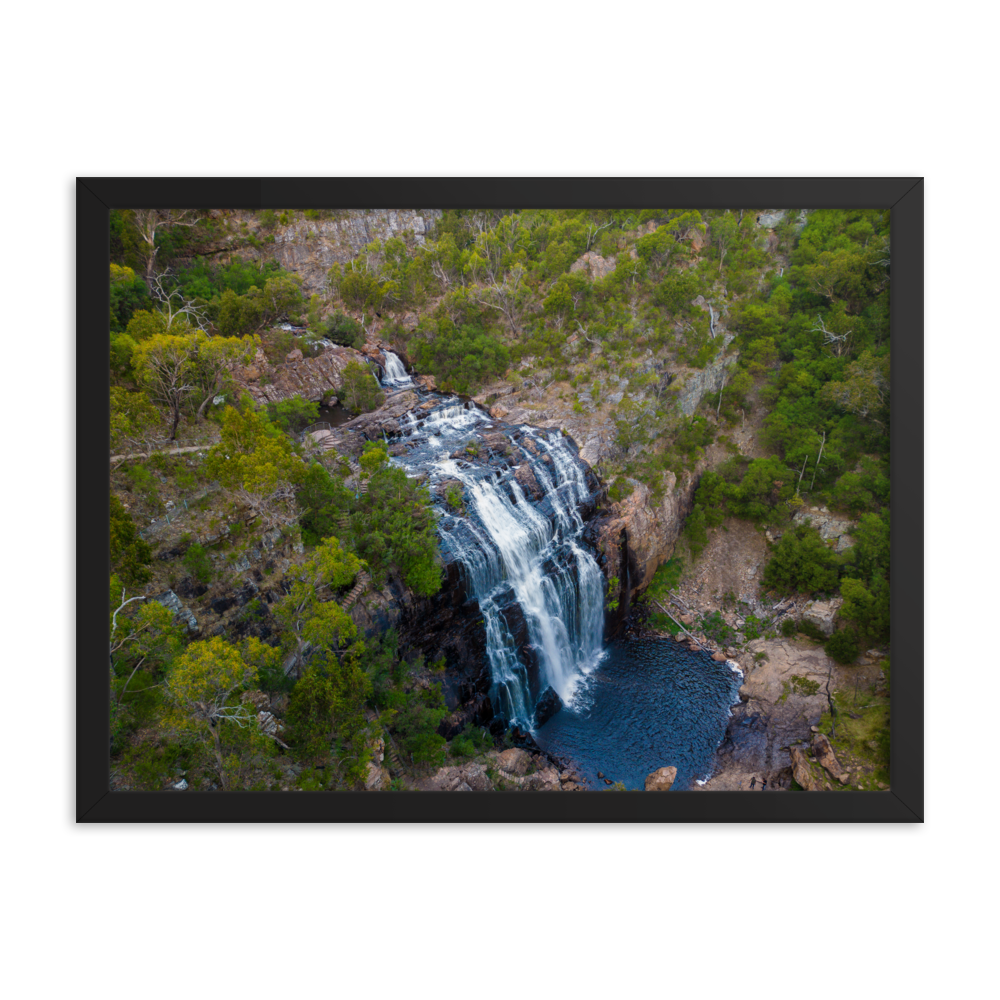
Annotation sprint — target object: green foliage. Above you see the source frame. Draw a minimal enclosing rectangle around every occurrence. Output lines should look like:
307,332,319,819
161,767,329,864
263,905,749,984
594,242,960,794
608,477,631,502
317,311,365,349
346,462,441,596
205,406,305,526
411,319,510,395
798,619,827,643
296,462,354,547
182,543,213,585
789,675,821,696
829,459,890,515
391,684,448,769
265,396,318,435
449,726,493,759
839,576,890,645
825,628,860,664
644,558,684,606
109,265,151,332
700,611,737,647
445,483,465,510
340,360,384,414
110,494,153,587
761,524,840,595
780,617,798,638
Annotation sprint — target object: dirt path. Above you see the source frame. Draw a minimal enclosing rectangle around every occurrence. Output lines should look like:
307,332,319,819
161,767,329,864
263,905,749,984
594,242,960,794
111,445,210,463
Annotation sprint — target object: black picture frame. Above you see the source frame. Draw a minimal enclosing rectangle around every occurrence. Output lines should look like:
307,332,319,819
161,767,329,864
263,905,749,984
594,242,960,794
79,177,923,822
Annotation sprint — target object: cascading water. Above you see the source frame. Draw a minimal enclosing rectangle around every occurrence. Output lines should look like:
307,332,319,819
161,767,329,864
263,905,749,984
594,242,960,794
381,350,414,388
391,399,605,730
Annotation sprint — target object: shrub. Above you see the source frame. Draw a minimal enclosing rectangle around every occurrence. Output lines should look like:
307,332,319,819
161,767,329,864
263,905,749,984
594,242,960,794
780,617,798,638
445,484,464,510
789,675,820,696
340,360,384,414
798,619,827,643
182,543,213,585
825,628,860,664
760,524,841,594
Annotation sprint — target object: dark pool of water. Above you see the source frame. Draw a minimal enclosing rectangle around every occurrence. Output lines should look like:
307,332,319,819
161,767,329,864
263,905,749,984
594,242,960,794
317,401,354,427
534,638,743,790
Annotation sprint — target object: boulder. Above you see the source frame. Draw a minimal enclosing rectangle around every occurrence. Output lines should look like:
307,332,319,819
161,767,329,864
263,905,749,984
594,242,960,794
789,747,821,790
496,748,533,776
801,598,843,637
712,652,728,662
811,733,849,784
644,766,678,792
534,686,563,728
285,348,304,362
569,251,617,280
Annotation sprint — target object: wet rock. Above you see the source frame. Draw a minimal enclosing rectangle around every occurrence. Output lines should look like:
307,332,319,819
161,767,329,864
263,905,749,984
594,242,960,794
645,766,678,791
534,686,563,728
514,462,544,500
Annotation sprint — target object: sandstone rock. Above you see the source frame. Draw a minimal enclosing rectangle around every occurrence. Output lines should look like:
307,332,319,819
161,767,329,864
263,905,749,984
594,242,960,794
285,348,304,362
789,747,820,790
569,251,617,280
801,598,843,637
811,733,849,783
712,652,728,662
496,748,533,776
645,766,678,791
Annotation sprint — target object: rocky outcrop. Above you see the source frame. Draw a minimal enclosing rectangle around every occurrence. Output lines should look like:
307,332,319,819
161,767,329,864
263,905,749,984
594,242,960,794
792,508,855,553
569,251,616,280
789,747,821,790
692,638,844,792
672,353,739,417
154,590,199,634
757,210,810,231
238,345,373,406
801,598,843,637
266,210,441,294
336,390,421,445
413,748,565,792
811,732,849,784
586,472,693,620
644,766,678,791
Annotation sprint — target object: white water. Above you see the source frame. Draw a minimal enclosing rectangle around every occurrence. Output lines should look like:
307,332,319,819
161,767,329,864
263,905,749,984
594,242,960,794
381,350,414,387
394,402,606,730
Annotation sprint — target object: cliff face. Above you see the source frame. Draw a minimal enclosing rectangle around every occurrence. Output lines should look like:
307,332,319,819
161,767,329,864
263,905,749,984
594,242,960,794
267,209,442,294
585,472,696,629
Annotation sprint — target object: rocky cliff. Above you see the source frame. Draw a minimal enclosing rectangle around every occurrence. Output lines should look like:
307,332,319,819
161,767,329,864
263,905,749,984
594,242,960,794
250,209,441,295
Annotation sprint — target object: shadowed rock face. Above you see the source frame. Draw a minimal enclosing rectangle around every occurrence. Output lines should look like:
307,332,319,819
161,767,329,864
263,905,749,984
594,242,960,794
585,473,695,633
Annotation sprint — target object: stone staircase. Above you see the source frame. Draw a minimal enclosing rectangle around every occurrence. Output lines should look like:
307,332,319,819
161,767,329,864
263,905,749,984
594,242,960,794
341,571,370,610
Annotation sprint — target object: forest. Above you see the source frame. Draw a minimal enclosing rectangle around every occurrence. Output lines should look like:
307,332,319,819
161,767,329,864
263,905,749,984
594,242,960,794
108,204,890,792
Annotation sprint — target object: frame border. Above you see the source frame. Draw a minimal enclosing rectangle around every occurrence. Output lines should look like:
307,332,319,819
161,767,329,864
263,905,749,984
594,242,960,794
76,177,924,822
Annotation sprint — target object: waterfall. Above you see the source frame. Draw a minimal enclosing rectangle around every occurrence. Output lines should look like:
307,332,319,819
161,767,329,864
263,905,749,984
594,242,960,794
392,400,606,731
708,303,716,337
381,350,414,387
